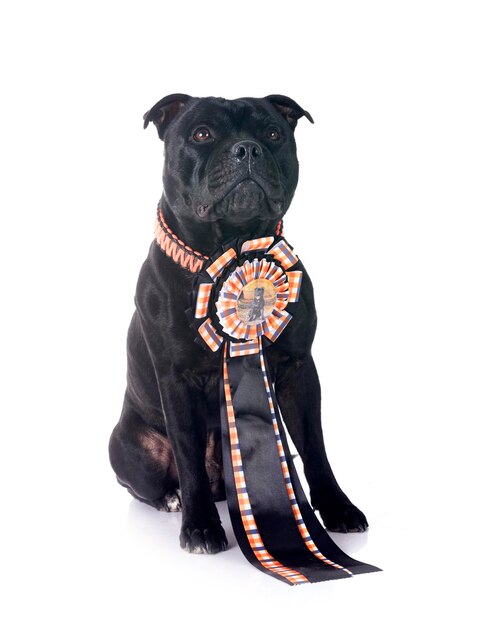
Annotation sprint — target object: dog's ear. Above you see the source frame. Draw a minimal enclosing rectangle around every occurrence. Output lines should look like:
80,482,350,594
265,95,314,130
143,93,193,140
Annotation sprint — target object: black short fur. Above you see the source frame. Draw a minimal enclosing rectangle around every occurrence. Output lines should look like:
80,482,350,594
109,94,368,554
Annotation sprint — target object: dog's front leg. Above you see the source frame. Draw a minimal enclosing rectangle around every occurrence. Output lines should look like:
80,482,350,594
158,376,228,554
276,354,369,533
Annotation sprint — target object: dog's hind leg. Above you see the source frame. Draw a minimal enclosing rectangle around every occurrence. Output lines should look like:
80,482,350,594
109,403,180,512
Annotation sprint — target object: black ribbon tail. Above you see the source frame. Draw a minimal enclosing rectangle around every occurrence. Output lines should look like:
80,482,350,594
220,339,381,585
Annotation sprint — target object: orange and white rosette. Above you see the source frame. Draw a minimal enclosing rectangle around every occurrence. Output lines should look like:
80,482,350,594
191,236,302,356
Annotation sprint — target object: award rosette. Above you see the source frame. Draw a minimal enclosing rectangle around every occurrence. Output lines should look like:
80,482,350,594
191,236,301,355
189,236,380,585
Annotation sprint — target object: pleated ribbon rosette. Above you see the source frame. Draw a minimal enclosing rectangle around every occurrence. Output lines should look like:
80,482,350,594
192,236,302,356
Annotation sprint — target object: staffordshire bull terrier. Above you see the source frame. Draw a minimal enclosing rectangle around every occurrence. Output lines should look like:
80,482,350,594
109,94,368,554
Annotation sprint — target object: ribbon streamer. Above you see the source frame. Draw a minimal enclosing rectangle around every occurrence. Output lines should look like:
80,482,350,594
221,338,380,584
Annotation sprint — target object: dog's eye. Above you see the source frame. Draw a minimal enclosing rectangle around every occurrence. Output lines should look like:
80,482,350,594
267,127,281,141
193,127,211,142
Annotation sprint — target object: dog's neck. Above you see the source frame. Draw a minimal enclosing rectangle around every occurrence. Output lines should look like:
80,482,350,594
156,199,283,273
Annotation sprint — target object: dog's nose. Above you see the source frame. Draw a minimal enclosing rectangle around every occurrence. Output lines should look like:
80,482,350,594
232,141,263,162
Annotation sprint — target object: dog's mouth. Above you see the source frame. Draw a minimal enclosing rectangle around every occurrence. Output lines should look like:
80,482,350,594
196,177,284,223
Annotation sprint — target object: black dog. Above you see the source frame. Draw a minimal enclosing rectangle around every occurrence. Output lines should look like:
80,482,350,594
248,287,265,322
109,94,368,554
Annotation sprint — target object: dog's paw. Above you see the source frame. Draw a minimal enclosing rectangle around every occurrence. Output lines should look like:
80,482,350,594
159,489,182,512
321,504,369,533
180,522,228,554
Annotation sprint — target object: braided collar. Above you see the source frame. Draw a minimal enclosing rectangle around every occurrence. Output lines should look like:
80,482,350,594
155,207,283,273
155,208,210,273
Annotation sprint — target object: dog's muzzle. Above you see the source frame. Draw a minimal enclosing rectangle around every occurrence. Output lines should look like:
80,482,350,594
195,141,284,221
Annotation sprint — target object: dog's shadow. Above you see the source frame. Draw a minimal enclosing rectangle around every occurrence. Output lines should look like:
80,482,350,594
325,527,370,554
126,497,370,558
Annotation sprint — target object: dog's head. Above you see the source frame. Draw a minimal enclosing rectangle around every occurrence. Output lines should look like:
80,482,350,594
144,94,313,240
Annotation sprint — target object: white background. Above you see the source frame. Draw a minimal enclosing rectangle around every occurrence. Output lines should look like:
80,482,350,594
1,1,480,624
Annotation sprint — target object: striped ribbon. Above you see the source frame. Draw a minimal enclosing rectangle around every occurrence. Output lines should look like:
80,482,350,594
222,345,309,585
257,340,353,577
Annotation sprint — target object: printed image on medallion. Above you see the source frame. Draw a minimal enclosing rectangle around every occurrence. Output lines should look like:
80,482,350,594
237,278,277,324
